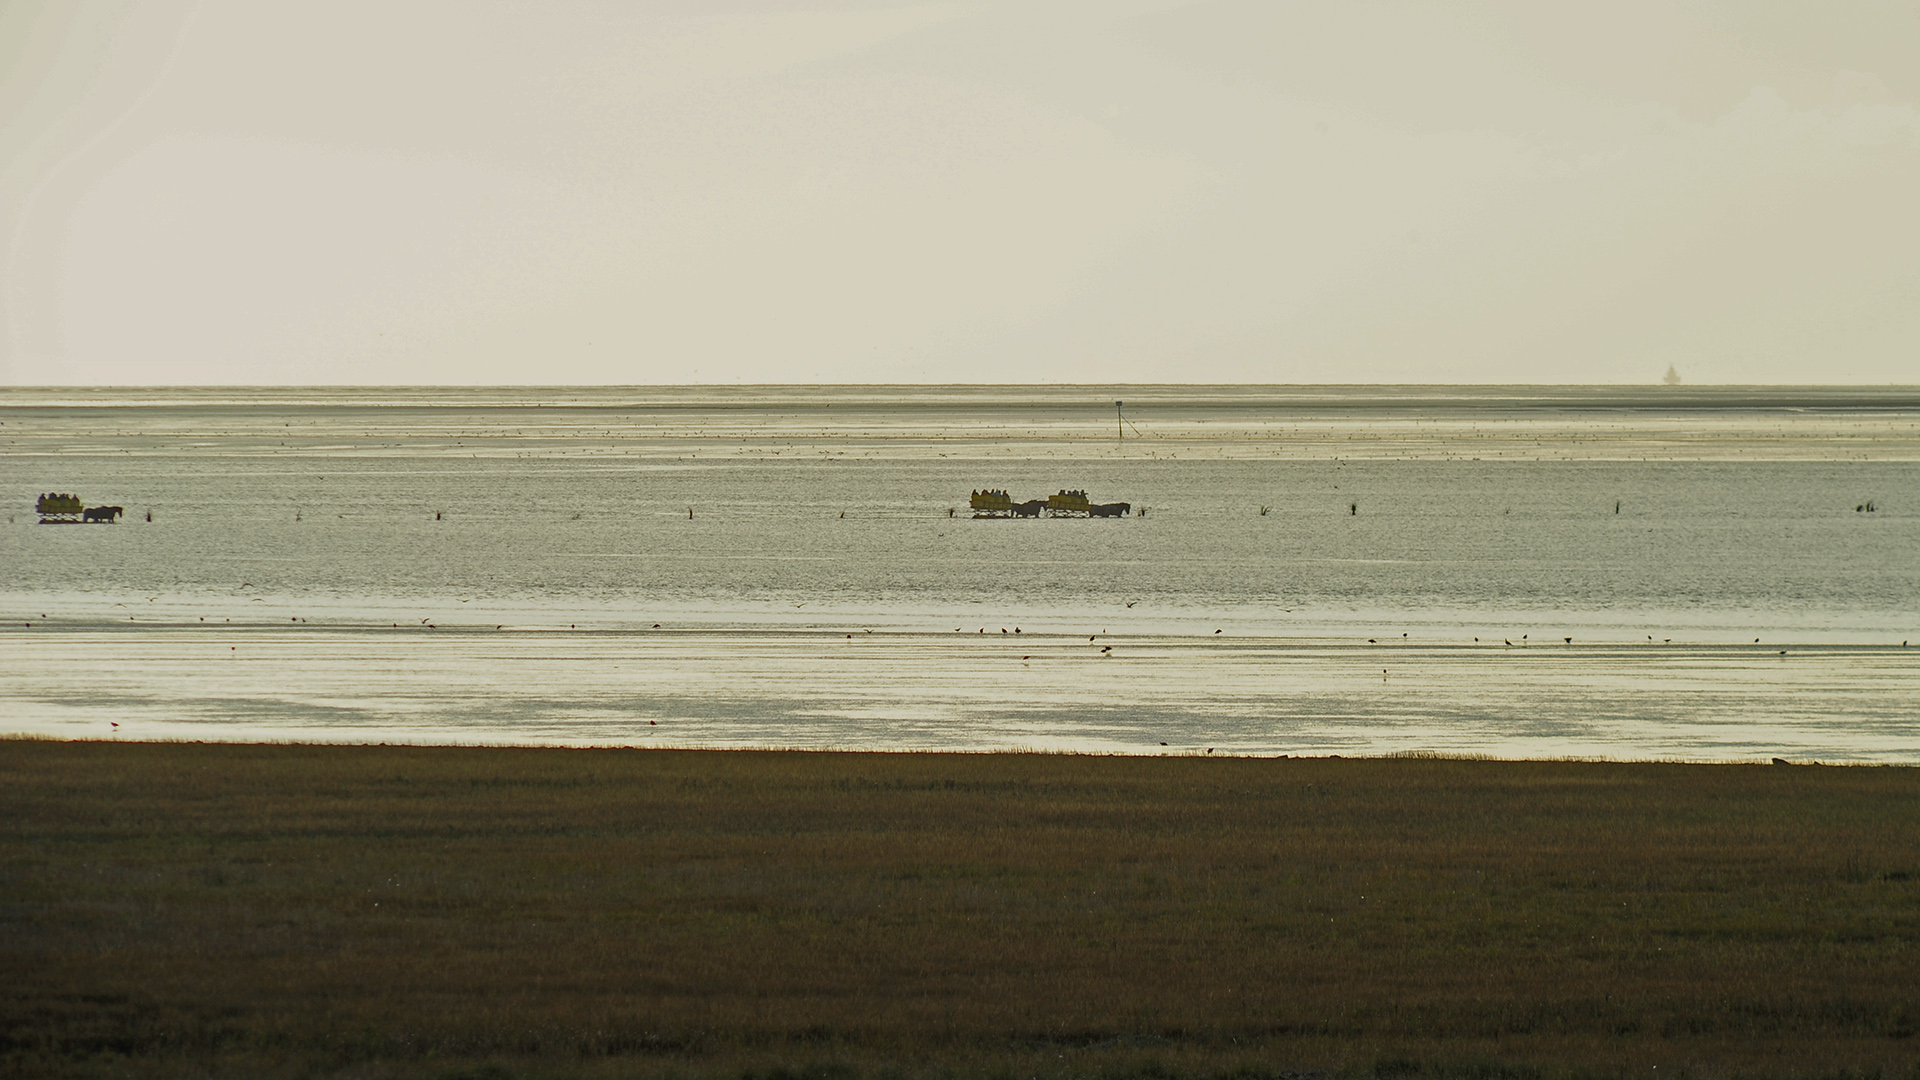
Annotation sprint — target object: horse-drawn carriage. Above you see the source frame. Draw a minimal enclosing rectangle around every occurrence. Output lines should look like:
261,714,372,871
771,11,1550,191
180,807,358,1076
969,488,1130,519
36,494,121,524
968,489,1044,518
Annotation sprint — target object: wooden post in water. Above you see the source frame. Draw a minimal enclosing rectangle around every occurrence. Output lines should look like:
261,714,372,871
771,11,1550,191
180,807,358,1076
1116,400,1124,441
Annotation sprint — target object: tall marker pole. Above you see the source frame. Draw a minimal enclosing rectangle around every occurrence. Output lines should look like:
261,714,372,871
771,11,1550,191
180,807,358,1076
1116,400,1124,441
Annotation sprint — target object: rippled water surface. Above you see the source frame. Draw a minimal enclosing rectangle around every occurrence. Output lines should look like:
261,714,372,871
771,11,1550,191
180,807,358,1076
4,385,1917,758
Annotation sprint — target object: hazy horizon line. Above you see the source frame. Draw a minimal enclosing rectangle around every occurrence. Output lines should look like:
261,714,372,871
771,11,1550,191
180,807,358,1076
8,381,1920,390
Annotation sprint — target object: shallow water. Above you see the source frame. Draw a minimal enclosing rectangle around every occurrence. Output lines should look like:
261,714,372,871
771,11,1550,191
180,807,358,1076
3,385,1917,758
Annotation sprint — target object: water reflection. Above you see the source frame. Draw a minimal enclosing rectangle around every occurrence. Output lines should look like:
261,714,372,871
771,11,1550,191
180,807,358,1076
2,625,1914,761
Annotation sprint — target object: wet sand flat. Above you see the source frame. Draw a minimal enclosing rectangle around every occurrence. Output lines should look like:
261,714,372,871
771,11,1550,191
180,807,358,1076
3,624,1917,759
5,385,1917,758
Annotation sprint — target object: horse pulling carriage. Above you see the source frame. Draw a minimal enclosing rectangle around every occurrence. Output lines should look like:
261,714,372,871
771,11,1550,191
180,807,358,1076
36,494,122,524
969,489,1131,519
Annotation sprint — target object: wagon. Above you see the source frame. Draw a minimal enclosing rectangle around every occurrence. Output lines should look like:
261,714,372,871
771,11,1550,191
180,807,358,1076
969,489,1130,519
35,494,120,524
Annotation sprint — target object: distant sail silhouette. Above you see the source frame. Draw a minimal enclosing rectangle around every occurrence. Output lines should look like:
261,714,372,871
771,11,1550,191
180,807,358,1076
1663,364,1682,386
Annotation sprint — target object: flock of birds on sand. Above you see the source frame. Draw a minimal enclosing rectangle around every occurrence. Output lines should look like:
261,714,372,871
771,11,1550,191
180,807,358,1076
31,585,1910,761
19,585,1913,759
17,587,1916,659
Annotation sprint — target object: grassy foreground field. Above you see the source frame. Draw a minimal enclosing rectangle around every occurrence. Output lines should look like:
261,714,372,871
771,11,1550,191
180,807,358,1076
6,742,1920,1080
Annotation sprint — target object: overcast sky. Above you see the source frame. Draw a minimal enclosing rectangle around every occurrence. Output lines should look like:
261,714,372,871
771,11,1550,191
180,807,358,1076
3,1,1916,385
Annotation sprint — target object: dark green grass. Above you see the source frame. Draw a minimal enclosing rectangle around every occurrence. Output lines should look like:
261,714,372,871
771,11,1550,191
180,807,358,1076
6,741,1920,1079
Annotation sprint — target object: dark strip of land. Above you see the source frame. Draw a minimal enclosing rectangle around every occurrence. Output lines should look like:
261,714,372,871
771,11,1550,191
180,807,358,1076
5,741,1920,1080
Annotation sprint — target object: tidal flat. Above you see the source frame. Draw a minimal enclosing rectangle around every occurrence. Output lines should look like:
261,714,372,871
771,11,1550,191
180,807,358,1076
7,739,1920,1079
6,385,1918,757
